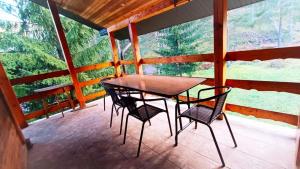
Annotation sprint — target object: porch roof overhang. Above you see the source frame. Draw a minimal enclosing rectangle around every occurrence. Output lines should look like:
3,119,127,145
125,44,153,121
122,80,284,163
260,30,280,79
30,0,262,40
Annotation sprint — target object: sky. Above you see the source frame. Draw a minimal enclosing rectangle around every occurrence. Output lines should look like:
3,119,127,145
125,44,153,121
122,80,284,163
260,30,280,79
0,0,20,22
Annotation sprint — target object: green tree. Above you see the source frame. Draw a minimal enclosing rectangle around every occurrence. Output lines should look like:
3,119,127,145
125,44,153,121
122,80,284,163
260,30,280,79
155,22,203,76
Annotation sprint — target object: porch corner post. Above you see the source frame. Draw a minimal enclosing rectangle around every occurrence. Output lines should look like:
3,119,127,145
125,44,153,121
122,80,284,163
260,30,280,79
0,62,28,129
47,0,86,108
213,0,228,119
108,31,121,77
128,22,143,75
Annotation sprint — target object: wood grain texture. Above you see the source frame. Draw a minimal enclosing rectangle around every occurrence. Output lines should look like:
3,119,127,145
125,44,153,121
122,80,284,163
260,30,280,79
48,0,85,108
84,90,106,102
128,23,143,74
53,0,190,31
227,46,300,61
0,91,27,169
120,60,135,65
79,75,115,87
24,99,79,120
10,69,69,85
0,63,28,128
141,53,214,64
74,62,113,73
103,75,205,97
18,85,73,103
108,32,121,77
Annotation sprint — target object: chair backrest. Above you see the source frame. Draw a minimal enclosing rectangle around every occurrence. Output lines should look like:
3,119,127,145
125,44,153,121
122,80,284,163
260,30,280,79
120,96,139,115
209,87,231,123
100,78,122,104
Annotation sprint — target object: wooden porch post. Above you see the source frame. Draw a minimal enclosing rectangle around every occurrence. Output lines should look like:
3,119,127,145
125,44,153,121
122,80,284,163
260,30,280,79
214,0,228,119
128,23,143,74
108,31,121,77
47,0,86,108
0,63,28,129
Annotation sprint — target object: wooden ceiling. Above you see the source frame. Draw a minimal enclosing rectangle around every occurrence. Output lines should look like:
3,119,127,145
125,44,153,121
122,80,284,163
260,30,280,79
52,0,190,31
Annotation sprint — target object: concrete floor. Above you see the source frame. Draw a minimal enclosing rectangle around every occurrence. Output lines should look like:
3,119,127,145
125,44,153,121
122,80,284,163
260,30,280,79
23,97,297,169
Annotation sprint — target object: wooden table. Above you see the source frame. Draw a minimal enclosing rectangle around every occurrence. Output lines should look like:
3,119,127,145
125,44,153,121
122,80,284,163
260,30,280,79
103,75,206,145
34,84,75,118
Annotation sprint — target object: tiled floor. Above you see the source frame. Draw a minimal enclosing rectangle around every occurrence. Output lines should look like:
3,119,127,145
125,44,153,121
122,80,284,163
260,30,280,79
23,97,297,169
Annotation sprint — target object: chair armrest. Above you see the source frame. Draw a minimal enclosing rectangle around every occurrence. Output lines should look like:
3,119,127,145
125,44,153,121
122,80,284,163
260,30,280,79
177,95,217,106
197,86,230,99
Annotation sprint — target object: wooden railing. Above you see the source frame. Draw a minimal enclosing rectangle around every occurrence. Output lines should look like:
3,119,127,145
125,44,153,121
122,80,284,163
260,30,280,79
11,61,115,121
9,46,300,125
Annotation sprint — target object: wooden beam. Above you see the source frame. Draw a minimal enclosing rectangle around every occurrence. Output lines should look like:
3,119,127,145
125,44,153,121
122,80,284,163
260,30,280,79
226,46,300,61
120,60,135,65
141,53,214,65
18,85,73,103
107,0,190,32
128,23,143,74
226,79,300,95
108,32,121,77
178,96,297,126
47,0,85,108
10,70,69,85
84,90,106,102
213,0,228,119
79,75,115,88
74,62,113,73
213,0,228,89
0,63,28,128
24,99,79,120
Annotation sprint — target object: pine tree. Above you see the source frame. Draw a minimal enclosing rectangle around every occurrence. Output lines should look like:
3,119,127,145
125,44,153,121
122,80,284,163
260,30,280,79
154,21,205,76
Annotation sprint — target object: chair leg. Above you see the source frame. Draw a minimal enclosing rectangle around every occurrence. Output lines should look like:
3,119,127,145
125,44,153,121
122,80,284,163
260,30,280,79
207,125,225,167
137,122,146,157
166,111,173,136
123,114,130,144
103,96,106,111
175,105,178,146
195,121,197,129
110,104,114,128
223,113,237,147
119,107,125,135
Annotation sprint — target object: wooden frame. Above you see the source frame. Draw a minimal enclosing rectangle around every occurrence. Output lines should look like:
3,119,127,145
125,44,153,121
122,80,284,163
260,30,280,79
108,32,121,77
48,0,85,108
129,22,143,74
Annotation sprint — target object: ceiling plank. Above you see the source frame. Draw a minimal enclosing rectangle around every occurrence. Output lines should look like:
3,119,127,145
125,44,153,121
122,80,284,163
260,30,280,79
108,0,190,32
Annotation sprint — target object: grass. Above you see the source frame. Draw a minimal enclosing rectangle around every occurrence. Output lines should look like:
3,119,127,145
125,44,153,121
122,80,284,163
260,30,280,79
186,59,300,117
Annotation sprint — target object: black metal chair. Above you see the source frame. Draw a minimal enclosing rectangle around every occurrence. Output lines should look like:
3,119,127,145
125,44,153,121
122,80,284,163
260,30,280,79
122,94,173,157
101,81,137,135
175,86,237,167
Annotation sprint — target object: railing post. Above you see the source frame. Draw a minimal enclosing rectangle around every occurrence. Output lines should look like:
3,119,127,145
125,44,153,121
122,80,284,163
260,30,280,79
47,0,85,108
214,0,228,119
0,63,28,129
108,31,121,77
128,22,143,74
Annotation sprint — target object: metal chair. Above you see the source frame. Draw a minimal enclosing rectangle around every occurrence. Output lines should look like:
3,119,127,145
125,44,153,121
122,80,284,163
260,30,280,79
122,94,173,157
101,81,133,135
175,86,237,167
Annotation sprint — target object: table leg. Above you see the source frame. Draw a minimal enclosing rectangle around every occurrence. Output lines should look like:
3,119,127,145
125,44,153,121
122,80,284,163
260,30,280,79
175,96,183,146
42,98,49,119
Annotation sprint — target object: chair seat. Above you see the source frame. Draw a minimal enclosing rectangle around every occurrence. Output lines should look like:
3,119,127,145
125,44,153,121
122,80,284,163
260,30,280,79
180,105,216,124
131,104,165,122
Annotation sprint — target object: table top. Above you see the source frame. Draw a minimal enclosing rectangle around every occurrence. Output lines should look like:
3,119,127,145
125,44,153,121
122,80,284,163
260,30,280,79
34,83,72,93
103,75,206,97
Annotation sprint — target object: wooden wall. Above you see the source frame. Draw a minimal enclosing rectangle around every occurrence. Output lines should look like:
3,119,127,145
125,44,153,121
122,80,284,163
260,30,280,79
0,90,27,169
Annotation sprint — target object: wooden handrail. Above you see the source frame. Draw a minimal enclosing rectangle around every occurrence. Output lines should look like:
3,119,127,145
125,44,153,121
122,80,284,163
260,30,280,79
74,61,114,73
84,90,106,101
141,53,214,64
18,85,73,103
226,46,300,61
79,75,115,87
120,60,134,65
10,70,69,85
